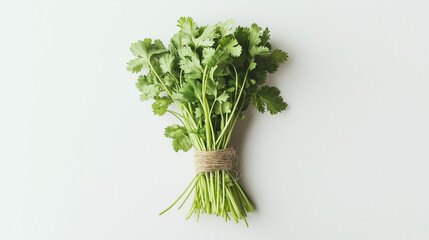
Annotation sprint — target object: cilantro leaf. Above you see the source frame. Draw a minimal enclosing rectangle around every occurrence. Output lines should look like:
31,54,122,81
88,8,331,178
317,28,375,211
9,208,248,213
193,25,218,48
219,37,242,57
214,101,232,115
178,46,203,79
234,26,250,52
177,17,198,36
127,58,147,73
139,85,159,101
195,107,204,118
173,79,202,103
173,136,192,152
202,48,229,67
255,49,288,73
260,27,271,49
159,53,175,74
130,39,152,57
248,28,261,48
181,26,219,49
164,124,185,138
127,39,167,73
130,39,167,59
216,19,235,38
216,92,229,103
249,46,269,57
252,86,287,114
152,96,173,116
164,125,192,152
136,74,161,101
251,23,263,33
179,58,203,80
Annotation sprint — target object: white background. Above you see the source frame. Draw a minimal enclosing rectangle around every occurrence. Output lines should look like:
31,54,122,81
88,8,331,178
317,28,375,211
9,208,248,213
1,0,429,239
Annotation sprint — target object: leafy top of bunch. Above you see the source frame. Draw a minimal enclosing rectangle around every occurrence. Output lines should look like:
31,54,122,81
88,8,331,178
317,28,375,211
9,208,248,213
127,17,288,152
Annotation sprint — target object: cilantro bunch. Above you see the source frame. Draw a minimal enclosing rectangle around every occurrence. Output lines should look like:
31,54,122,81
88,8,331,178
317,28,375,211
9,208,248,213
127,17,288,225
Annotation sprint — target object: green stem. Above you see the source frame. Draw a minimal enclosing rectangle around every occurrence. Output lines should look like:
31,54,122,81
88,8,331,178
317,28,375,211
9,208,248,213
215,67,250,147
159,175,198,215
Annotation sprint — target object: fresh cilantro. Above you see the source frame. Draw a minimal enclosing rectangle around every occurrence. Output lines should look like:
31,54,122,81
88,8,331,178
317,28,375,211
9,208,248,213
128,17,291,225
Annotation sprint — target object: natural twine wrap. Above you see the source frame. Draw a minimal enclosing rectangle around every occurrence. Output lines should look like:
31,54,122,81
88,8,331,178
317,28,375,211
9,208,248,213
194,148,238,174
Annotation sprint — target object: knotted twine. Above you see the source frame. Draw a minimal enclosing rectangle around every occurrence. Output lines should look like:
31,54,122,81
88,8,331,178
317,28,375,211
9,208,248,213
194,148,239,175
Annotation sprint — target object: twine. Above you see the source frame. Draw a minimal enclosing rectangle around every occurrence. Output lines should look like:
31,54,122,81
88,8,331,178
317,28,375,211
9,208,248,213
194,148,238,174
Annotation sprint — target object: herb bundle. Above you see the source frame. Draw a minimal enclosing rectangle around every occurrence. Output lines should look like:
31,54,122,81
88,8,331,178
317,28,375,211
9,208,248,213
127,17,288,226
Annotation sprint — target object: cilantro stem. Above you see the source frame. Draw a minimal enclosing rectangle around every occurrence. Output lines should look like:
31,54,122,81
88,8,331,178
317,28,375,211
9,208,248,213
159,175,198,215
166,110,185,125
223,98,246,148
231,64,239,103
200,66,212,150
215,66,250,147
179,69,183,87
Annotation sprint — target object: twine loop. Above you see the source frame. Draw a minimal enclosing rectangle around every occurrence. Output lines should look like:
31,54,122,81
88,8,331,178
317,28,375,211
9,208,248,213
194,148,238,174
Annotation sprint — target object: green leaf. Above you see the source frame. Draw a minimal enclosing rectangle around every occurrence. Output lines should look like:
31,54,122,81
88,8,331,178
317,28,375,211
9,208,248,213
255,49,288,73
130,39,152,57
251,23,263,33
271,49,288,64
179,58,203,80
248,59,257,71
202,48,215,64
195,107,204,118
252,86,287,114
136,75,151,86
130,39,167,58
164,124,192,152
216,92,229,103
234,26,250,51
152,96,172,116
216,19,235,38
202,48,229,67
248,28,261,48
159,54,175,74
178,17,219,49
165,124,184,138
226,87,235,92
249,46,269,57
173,135,192,152
127,39,168,73
252,93,265,113
260,27,271,49
136,74,161,101
169,33,183,57
139,85,159,101
193,25,218,48
177,17,198,36
165,74,177,87
173,79,202,103
214,101,232,115
219,37,242,57
127,58,147,73
178,46,203,79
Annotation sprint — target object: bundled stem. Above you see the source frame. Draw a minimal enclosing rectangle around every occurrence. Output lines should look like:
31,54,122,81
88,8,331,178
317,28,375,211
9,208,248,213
159,170,255,226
